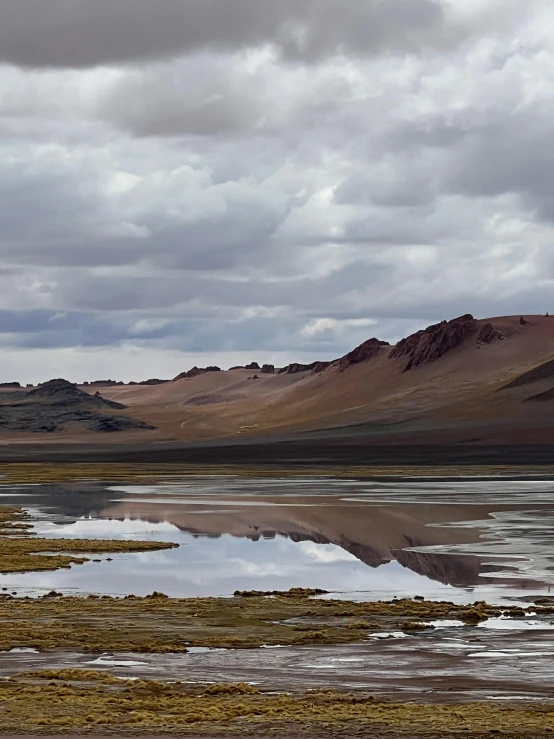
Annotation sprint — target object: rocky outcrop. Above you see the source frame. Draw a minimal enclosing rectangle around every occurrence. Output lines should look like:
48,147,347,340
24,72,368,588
0,379,156,434
83,380,123,387
261,364,275,374
525,388,554,402
278,363,314,375
0,382,21,389
139,379,169,386
173,366,221,381
311,361,334,374
28,379,125,410
390,314,477,372
477,323,504,344
245,362,260,371
277,360,335,375
339,338,389,372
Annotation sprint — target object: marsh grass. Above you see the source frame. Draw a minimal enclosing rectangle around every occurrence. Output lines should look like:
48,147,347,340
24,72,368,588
1,670,554,733
0,590,547,653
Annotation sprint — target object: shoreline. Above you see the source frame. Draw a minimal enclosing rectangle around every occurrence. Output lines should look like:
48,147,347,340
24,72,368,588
0,437,553,467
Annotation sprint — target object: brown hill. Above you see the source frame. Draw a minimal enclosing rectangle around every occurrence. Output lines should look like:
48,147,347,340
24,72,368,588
67,314,554,446
501,358,554,389
2,314,554,447
0,379,155,435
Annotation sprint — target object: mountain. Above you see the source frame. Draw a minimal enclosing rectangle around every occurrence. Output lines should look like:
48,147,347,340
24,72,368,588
72,313,554,446
3,313,554,448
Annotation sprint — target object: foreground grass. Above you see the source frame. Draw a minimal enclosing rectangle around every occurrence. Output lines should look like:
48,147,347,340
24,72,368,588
0,670,552,734
0,507,178,574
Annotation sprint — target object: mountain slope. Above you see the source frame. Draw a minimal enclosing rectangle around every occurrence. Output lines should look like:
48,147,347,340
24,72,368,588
77,314,554,445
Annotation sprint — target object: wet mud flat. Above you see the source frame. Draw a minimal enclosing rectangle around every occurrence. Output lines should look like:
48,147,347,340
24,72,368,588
1,594,554,736
5,618,554,703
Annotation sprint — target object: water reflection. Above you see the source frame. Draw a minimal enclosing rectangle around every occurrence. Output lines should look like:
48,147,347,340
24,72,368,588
0,476,554,601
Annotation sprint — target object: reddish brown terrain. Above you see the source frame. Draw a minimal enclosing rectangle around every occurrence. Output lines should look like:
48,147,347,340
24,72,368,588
2,314,554,460
75,314,554,446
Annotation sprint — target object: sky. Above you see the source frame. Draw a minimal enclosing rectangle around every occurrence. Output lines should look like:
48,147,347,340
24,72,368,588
0,0,553,383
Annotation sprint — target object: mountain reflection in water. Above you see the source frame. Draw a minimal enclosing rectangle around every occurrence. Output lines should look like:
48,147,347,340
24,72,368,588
2,477,554,599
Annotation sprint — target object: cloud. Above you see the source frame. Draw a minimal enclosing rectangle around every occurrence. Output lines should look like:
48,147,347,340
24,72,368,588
0,0,455,70
0,1,552,381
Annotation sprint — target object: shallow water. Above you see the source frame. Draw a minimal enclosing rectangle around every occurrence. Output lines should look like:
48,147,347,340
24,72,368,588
3,474,554,699
3,625,554,701
1,475,554,602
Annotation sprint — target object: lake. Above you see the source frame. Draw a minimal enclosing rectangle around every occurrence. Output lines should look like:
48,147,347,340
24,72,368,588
2,474,554,603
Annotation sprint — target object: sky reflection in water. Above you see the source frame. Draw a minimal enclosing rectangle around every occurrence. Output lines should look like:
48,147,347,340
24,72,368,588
0,516,460,599
1,476,554,602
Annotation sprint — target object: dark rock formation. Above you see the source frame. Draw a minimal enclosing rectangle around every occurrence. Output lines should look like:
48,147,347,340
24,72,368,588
501,359,554,390
85,380,121,387
278,363,315,375
139,379,169,386
520,316,529,326
390,314,477,372
173,366,221,381
477,323,504,344
0,379,155,434
0,382,20,389
28,379,125,410
261,364,275,374
278,360,337,375
311,361,334,374
339,338,390,371
245,362,260,370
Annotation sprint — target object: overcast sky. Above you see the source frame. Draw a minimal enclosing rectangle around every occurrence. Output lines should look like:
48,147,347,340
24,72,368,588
0,0,552,382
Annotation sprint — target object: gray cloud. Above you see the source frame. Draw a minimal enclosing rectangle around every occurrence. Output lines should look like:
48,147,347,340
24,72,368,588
0,0,552,382
0,0,451,69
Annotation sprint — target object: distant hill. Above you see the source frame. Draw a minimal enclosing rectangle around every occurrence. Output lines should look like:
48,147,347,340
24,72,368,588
67,313,554,446
3,314,554,445
0,379,155,434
